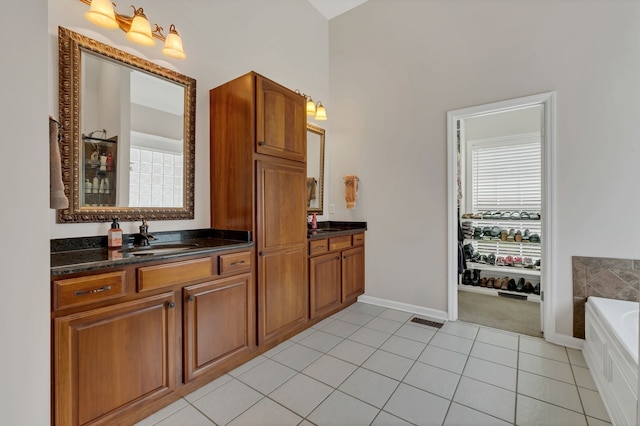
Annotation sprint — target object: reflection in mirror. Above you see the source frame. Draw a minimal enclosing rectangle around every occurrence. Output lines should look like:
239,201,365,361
57,27,196,223
306,124,325,215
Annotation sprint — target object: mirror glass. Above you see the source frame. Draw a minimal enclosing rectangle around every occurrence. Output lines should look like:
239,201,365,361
306,124,325,214
57,27,196,223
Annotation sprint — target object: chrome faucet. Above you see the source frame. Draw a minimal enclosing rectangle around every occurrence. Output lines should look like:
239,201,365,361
138,219,155,246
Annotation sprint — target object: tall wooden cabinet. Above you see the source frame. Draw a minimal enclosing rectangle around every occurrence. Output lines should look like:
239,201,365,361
210,72,308,346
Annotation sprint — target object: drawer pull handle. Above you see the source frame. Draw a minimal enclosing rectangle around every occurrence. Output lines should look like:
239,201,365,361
230,260,246,266
188,295,195,302
168,302,176,308
74,285,111,297
316,245,325,249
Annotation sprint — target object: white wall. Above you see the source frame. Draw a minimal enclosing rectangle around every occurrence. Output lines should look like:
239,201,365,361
0,1,50,424
328,0,640,338
48,0,331,237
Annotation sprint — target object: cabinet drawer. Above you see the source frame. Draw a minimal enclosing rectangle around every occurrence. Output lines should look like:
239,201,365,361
138,257,213,292
329,235,352,251
53,271,126,310
309,239,329,256
219,251,252,274
352,233,365,246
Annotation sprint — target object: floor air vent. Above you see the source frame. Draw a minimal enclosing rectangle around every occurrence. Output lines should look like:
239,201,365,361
498,291,528,301
410,317,444,328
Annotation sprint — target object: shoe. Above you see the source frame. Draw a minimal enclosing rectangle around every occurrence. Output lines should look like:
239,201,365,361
508,278,516,291
522,229,531,241
528,212,540,220
463,244,475,260
471,269,481,286
516,278,525,292
505,255,514,267
534,259,541,270
487,277,495,288
500,277,509,290
533,282,541,295
501,211,512,219
511,212,521,220
500,229,508,241
523,281,534,293
520,211,530,220
487,253,496,265
480,277,487,287
513,257,523,268
507,229,515,241
529,233,540,243
495,256,506,266
522,257,534,268
462,270,472,285
515,230,522,242
491,226,502,237
473,227,483,239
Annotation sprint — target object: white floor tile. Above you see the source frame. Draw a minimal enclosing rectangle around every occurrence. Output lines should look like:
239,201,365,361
440,321,479,340
393,323,437,343
320,319,360,338
269,373,333,417
519,352,575,384
578,387,610,422
572,365,598,391
228,355,268,377
227,397,302,426
520,336,569,363
586,416,612,426
430,332,474,355
302,354,358,387
350,302,387,316
444,402,512,426
371,410,414,425
262,340,294,358
236,358,297,394
307,390,380,426
328,339,377,365
516,394,587,426
470,341,518,368
289,327,316,342
134,399,189,425
365,317,404,334
383,383,450,425
403,361,461,399
339,310,376,326
379,335,427,360
348,327,392,348
378,308,413,323
298,421,315,426
297,330,343,353
418,345,468,374
475,328,519,350
517,370,583,413
153,404,215,426
311,317,335,330
338,368,399,408
463,356,516,391
271,343,323,371
184,374,233,402
191,379,263,426
567,348,589,367
362,349,415,381
453,376,516,423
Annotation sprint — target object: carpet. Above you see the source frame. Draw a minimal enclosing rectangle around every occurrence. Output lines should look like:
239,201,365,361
458,290,543,338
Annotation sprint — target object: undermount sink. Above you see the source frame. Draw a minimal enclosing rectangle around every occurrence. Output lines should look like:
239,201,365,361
119,243,199,256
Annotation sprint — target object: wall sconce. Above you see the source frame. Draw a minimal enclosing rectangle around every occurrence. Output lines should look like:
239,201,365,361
296,90,328,121
80,0,186,59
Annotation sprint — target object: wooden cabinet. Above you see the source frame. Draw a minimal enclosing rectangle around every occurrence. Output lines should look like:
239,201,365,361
309,232,366,320
183,273,253,382
210,72,308,346
53,292,176,426
52,248,255,425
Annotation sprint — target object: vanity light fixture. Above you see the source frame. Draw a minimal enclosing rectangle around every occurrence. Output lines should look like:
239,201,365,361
296,90,328,121
78,0,186,59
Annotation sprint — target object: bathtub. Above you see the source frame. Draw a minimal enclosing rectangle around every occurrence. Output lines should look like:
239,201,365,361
584,297,638,426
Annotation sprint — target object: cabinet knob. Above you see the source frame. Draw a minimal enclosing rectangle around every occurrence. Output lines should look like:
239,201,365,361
258,141,265,146
188,295,195,302
168,301,176,308
336,256,341,260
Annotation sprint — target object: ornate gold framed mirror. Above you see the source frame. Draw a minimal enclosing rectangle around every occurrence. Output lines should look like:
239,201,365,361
306,124,325,215
57,27,196,223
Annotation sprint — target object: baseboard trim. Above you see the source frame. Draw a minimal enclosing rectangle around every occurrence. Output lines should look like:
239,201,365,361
357,295,448,323
544,332,584,350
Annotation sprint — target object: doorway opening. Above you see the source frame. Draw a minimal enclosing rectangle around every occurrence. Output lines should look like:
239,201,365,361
447,93,556,340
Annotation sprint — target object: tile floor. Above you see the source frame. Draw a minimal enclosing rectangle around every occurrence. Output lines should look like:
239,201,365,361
136,302,611,426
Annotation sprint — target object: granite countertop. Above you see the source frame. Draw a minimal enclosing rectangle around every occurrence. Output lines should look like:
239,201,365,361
51,229,253,276
307,221,367,239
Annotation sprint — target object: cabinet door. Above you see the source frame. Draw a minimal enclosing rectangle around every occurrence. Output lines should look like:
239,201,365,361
258,246,308,344
256,76,306,162
53,292,176,426
310,253,342,319
342,246,365,303
183,274,253,382
257,160,307,250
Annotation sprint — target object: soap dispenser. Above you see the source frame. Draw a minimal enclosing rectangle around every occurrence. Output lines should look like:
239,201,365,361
311,213,317,229
108,218,123,248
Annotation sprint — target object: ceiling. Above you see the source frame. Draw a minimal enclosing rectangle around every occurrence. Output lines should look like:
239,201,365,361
307,0,369,20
